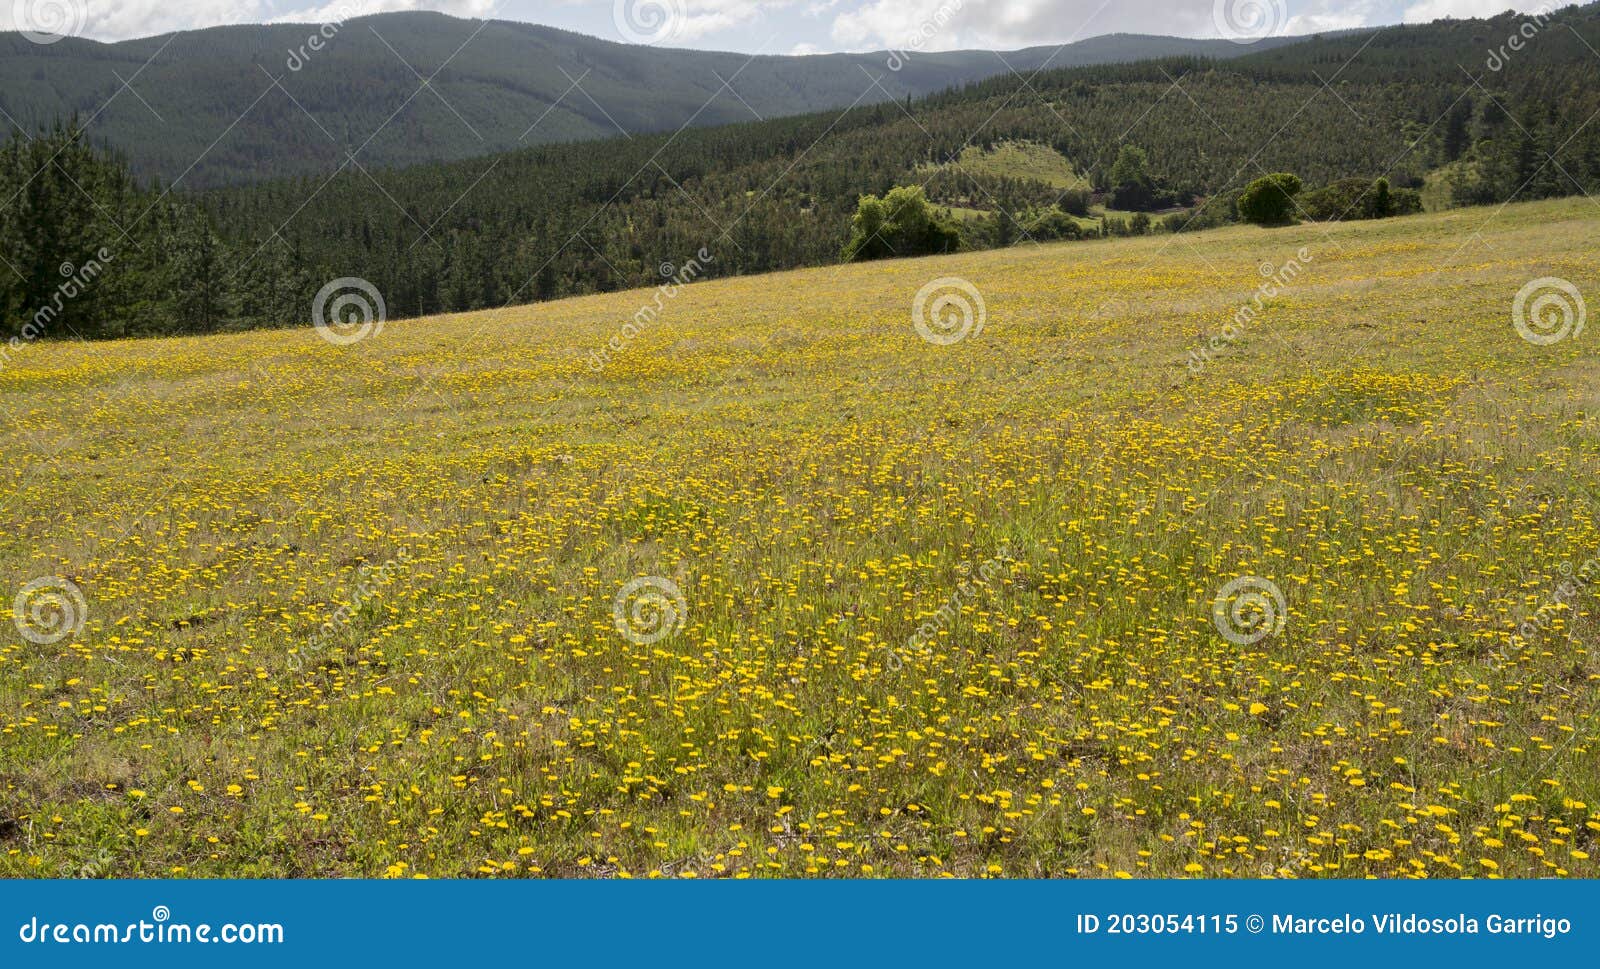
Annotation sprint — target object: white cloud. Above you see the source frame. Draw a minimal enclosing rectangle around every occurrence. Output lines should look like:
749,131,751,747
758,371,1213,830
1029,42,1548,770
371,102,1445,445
608,1,799,45
0,0,504,41
830,0,1228,53
1400,0,1545,22
274,0,499,26
549,0,808,46
1285,0,1379,34
0,1,267,41
2,0,1560,52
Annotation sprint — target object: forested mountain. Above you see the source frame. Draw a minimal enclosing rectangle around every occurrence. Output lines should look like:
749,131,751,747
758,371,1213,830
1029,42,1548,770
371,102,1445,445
0,11,1300,188
4,5,1599,340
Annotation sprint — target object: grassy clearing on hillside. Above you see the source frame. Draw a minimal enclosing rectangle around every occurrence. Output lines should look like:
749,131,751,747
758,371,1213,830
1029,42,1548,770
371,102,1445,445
923,140,1091,191
1421,160,1479,212
1,199,1597,878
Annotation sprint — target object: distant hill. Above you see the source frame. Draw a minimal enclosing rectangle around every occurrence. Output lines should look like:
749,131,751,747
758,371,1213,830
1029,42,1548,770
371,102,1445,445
0,11,1302,188
8,4,1600,343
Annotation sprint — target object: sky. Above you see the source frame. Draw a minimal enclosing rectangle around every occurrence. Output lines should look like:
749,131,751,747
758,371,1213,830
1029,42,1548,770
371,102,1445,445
0,0,1560,54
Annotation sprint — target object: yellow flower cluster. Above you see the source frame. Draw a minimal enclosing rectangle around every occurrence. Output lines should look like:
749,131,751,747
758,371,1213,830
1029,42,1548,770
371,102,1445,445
0,197,1595,878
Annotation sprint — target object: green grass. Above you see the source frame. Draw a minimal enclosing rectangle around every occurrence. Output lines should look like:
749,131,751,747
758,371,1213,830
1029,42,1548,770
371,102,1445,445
945,205,994,222
924,140,1091,191
1421,159,1479,212
2,198,1598,879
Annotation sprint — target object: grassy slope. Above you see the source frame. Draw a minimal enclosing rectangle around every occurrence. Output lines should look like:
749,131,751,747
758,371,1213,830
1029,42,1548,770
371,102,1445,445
1421,160,1480,212
925,141,1092,191
1,199,1597,878
923,140,1096,227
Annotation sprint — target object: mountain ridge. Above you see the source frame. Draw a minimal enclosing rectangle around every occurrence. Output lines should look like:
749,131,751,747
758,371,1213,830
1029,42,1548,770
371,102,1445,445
0,11,1310,188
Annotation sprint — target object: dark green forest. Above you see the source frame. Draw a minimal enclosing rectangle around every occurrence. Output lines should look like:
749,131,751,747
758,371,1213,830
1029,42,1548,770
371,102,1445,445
0,12,1295,187
4,5,1599,340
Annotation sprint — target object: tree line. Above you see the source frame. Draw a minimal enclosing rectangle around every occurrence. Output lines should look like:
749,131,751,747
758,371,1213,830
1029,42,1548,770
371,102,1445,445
4,7,1599,340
